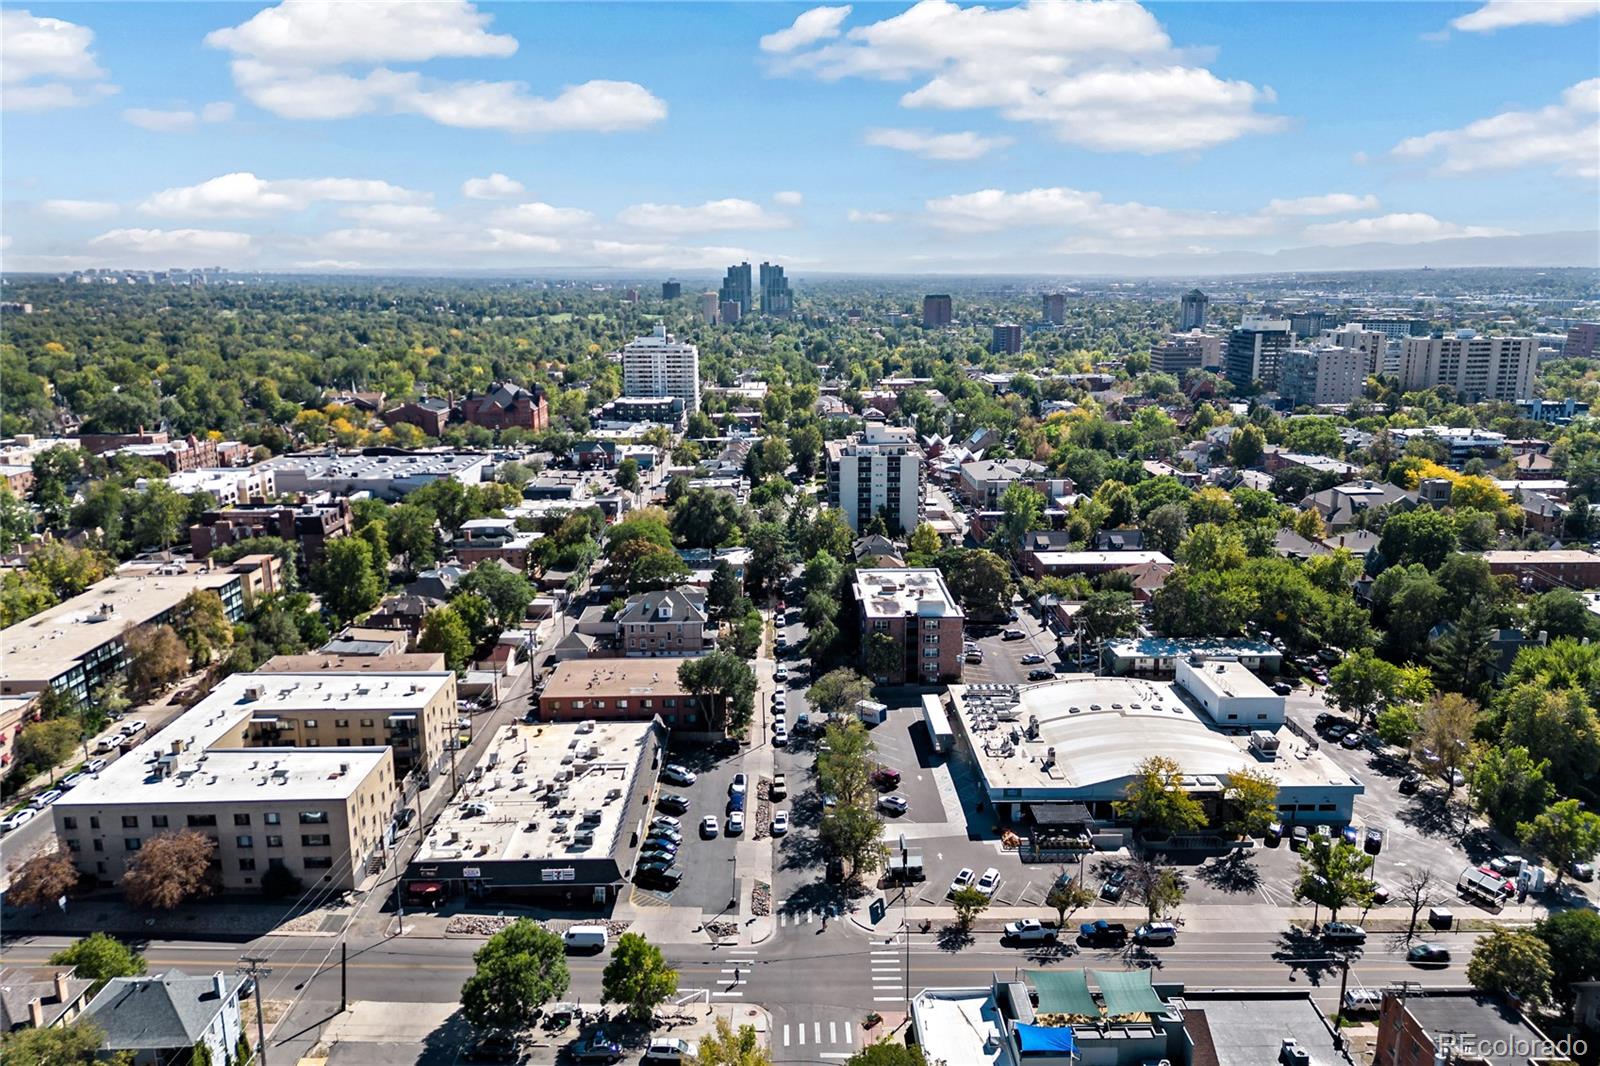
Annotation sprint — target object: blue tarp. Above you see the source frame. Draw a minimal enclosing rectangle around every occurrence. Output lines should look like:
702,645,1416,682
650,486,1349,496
1015,1023,1078,1055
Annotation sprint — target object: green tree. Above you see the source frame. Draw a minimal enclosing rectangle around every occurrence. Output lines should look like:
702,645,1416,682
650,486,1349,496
1296,841,1375,926
1429,596,1498,699
743,521,790,595
729,607,764,660
905,522,941,566
419,606,473,671
615,457,641,493
1140,502,1188,558
1222,766,1280,838
600,932,678,1022
1466,928,1552,1005
817,718,876,807
1519,799,1600,884
678,651,757,731
1499,683,1600,798
1467,745,1554,834
1046,875,1095,930
821,804,886,880
1526,588,1600,642
0,487,33,552
313,538,384,622
1534,909,1600,1008
1114,756,1207,835
1126,855,1187,924
13,719,79,776
936,548,1012,618
1377,507,1457,571
1412,693,1477,795
996,483,1046,553
130,482,188,551
845,1043,926,1066
1375,704,1420,746
807,668,871,721
863,632,901,681
171,589,233,668
1228,423,1266,467
707,562,744,623
49,933,147,993
693,1016,771,1066
671,487,744,549
387,503,439,569
460,919,570,1031
0,1021,117,1066
950,885,989,930
1326,649,1403,725
797,507,853,562
458,563,534,629
1079,589,1137,641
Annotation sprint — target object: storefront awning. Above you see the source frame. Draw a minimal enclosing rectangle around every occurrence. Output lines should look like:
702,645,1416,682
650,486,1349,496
406,881,443,894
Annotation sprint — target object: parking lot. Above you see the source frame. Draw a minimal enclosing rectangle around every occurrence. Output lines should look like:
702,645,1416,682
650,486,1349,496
636,740,748,910
959,609,1060,687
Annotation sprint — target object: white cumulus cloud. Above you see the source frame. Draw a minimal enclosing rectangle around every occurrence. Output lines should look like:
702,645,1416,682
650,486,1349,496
462,173,526,199
88,228,253,256
1301,212,1513,245
205,0,666,133
490,202,596,231
773,190,805,206
618,199,792,234
1263,193,1380,217
1,9,118,111
340,203,446,227
770,0,1284,153
41,199,119,221
864,127,1011,160
140,172,426,217
1451,0,1599,32
847,209,895,223
1390,78,1599,179
123,102,234,132
761,6,852,53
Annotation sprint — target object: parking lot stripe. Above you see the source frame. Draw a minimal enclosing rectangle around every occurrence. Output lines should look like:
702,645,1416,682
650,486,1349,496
814,1023,823,1043
782,1024,790,1046
873,996,903,1002
796,1024,805,1045
829,1022,837,1043
711,991,744,998
844,1022,854,1046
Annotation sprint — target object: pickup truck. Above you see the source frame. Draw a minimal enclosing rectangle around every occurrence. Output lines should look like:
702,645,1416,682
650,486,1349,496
1078,919,1128,946
1002,919,1058,943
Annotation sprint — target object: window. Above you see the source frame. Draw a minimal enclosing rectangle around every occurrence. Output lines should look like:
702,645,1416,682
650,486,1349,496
239,859,256,872
267,857,286,871
264,813,281,825
335,719,349,728
187,814,217,827
595,700,607,710
1227,713,1238,720
337,739,351,747
616,700,628,710
122,815,139,828
873,619,890,632
299,811,329,824
1318,803,1337,812
642,699,653,709
67,839,80,852
304,856,333,870
305,719,317,729
665,698,677,708
234,813,251,826
151,815,168,828
266,835,283,848
362,737,376,746
360,718,374,728
923,648,939,658
302,834,331,847
125,838,141,851
236,835,254,848
63,817,77,830
306,739,319,747
89,817,100,830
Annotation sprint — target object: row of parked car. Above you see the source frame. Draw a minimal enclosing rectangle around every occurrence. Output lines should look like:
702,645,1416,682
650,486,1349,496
0,730,134,833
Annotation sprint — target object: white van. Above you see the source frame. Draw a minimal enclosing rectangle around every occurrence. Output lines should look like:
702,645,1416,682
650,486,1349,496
562,925,609,952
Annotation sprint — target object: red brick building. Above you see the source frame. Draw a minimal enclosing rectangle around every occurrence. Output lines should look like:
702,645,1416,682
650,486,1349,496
189,498,352,566
1483,549,1600,591
851,568,965,685
460,383,549,433
381,398,452,438
535,659,707,728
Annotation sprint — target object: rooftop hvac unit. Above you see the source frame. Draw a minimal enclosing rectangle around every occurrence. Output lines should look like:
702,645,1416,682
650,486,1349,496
243,684,266,702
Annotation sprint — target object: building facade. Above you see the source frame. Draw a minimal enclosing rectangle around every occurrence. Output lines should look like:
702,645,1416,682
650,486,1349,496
1483,549,1600,591
1564,321,1599,360
615,588,713,657
536,659,706,726
1179,289,1208,330
1279,345,1366,406
1320,324,1388,375
826,424,923,534
1224,317,1292,390
852,568,964,685
991,323,1023,354
1042,292,1066,325
189,498,352,567
459,383,549,433
759,262,792,316
661,280,681,300
1398,333,1538,401
719,262,752,318
621,325,701,414
923,294,953,329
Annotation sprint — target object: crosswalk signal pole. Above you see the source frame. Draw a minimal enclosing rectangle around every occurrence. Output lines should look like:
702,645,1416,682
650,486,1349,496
238,956,272,1066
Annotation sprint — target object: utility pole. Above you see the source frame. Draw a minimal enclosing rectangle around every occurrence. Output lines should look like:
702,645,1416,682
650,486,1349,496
340,942,348,1014
238,956,272,1066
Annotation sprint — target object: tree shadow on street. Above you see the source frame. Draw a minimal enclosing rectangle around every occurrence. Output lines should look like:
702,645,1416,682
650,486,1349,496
1196,851,1262,894
1272,926,1360,985
937,924,974,952
1396,790,1466,839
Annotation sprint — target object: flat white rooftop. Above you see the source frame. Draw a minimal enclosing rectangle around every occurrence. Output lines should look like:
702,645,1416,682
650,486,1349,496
1183,658,1276,700
1027,551,1173,568
415,720,655,865
911,990,1008,1066
54,746,389,807
853,568,963,620
951,677,1359,795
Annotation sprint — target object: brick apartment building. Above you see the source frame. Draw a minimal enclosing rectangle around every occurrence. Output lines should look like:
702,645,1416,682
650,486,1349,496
459,383,549,433
852,568,965,685
381,398,452,438
1482,549,1600,591
535,659,707,727
615,588,713,657
189,498,353,566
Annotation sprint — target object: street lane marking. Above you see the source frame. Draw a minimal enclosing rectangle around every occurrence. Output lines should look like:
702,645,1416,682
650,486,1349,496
829,1022,837,1043
844,1022,853,1045
782,1024,789,1046
711,991,744,998
873,996,903,1002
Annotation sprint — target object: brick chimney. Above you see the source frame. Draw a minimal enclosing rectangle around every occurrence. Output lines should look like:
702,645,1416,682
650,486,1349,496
28,998,45,1028
54,970,70,1003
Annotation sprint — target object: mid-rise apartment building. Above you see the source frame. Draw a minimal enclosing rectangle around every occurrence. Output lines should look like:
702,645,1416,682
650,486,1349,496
1279,345,1366,406
1224,317,1292,390
1565,321,1599,360
826,424,923,534
1151,330,1223,375
1179,289,1208,330
1042,292,1067,325
923,294,953,328
622,325,701,414
1398,333,1537,401
189,498,352,567
1320,324,1388,375
990,323,1023,354
852,568,964,685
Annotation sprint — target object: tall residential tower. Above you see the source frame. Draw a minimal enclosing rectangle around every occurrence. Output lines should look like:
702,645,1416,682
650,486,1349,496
622,325,701,414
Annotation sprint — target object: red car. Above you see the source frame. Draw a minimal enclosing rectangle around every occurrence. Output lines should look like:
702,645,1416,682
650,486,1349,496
872,767,902,789
1478,865,1516,895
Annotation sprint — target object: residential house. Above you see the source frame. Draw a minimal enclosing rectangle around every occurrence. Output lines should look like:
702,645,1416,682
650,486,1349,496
0,967,95,1031
82,971,244,1066
615,588,713,657
1301,480,1419,529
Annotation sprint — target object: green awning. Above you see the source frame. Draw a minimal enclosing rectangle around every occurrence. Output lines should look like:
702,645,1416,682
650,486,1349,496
1025,969,1099,1018
1092,970,1167,1018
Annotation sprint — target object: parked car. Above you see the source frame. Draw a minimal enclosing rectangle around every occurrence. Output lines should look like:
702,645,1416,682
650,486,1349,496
651,815,682,832
726,810,745,835
462,1032,523,1062
1342,989,1383,1013
1341,731,1364,748
1134,922,1178,945
774,666,788,682
700,816,720,838
1272,680,1294,696
949,868,975,896
976,867,1001,897
1370,883,1391,905
637,864,683,888
85,757,107,774
1078,920,1128,946
658,793,691,814
1003,919,1057,943
643,1038,696,1064
1291,825,1310,849
570,1033,623,1063
1027,669,1055,681
878,794,908,815
965,651,984,663
396,807,417,829
1314,712,1336,729
1399,772,1423,794
1488,855,1525,877
1100,869,1127,901
638,845,678,863
59,772,86,790
120,719,148,736
1325,723,1350,740
1,808,37,833
727,791,745,813
661,764,697,786
1322,922,1367,945
1570,861,1596,882
29,789,62,810
872,767,901,789
648,828,683,846
773,729,788,747
1363,827,1384,854
1342,825,1360,846
1266,822,1284,846
1002,629,1025,641
770,810,789,835
1406,943,1451,964
729,773,748,795
770,774,787,800
1020,653,1046,665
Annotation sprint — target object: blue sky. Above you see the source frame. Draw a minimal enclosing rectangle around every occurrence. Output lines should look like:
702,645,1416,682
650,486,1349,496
2,1,1596,274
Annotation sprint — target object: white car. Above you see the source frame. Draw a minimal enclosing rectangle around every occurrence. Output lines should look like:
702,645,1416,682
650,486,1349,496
878,793,908,815
730,773,748,795
773,729,788,747
772,692,786,708
1,808,37,833
120,720,148,736
727,810,745,835
774,667,788,681
771,810,789,835
30,789,63,810
662,764,697,786
772,714,786,731
700,816,720,838
976,867,1001,897
949,867,975,896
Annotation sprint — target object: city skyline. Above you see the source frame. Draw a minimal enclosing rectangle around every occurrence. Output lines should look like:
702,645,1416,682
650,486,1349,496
3,0,1598,274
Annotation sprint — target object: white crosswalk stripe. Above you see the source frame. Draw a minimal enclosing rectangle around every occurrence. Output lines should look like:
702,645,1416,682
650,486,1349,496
780,1017,857,1049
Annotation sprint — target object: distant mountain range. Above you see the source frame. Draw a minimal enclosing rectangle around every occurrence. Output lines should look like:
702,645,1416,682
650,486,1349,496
1033,231,1600,277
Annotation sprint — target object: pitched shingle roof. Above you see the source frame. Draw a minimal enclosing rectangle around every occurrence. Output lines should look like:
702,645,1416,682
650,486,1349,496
84,971,239,1050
